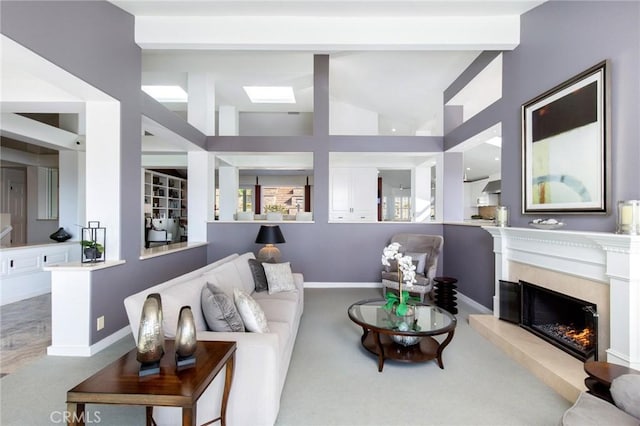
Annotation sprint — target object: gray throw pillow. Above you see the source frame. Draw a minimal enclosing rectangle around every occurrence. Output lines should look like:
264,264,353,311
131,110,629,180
201,283,245,332
405,252,428,275
611,374,640,419
248,258,269,292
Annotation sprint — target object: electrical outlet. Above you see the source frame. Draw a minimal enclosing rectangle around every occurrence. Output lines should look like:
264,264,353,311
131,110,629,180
97,316,105,331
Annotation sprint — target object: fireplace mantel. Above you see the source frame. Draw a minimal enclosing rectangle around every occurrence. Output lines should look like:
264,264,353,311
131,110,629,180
483,226,640,369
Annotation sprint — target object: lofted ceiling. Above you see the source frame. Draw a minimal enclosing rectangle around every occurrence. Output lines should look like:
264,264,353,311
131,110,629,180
1,2,546,181
112,0,544,180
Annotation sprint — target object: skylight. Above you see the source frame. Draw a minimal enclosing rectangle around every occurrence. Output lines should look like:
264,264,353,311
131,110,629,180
243,86,296,104
141,85,188,102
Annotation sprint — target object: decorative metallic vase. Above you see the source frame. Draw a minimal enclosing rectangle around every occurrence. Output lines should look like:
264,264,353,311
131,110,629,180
175,306,197,367
136,293,165,376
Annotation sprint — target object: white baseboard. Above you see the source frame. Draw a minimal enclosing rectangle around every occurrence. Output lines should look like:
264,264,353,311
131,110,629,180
47,326,131,357
457,291,493,314
303,283,492,314
304,282,380,288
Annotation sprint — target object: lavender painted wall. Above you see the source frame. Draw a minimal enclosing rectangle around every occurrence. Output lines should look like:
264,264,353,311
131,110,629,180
1,1,208,344
503,1,640,231
443,1,640,309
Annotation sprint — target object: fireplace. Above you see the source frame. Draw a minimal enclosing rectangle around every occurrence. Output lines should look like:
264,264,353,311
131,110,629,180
520,280,598,362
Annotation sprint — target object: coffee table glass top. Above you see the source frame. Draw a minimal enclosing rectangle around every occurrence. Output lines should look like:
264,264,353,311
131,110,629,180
348,299,456,335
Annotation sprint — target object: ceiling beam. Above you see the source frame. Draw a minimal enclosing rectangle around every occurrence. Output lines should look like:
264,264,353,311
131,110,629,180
134,15,521,51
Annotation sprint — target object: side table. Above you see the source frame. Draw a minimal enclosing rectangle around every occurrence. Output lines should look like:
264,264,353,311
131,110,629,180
584,361,640,404
67,340,236,426
434,276,458,315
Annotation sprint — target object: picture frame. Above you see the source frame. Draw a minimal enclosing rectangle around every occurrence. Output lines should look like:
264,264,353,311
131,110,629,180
522,60,610,214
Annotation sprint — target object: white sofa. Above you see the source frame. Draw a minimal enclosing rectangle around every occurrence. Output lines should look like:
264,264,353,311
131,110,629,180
124,252,304,426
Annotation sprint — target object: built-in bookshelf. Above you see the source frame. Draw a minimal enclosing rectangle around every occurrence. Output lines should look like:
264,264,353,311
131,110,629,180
143,170,187,220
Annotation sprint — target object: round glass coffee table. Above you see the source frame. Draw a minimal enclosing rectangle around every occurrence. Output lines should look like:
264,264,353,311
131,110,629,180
347,299,457,372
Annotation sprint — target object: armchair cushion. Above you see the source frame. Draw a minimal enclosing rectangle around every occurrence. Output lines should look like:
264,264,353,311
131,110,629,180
405,252,428,274
562,391,639,425
611,374,640,419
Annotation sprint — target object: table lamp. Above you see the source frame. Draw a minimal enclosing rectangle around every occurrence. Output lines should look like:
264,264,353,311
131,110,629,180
255,225,286,263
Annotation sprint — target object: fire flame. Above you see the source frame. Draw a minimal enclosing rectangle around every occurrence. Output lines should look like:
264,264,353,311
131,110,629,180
557,325,593,349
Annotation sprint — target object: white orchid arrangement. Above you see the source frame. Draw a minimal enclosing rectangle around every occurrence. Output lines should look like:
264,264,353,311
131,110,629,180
381,242,419,316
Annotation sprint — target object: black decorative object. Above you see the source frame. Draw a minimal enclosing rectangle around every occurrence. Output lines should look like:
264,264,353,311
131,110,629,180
81,221,105,263
136,293,165,376
434,276,459,315
255,225,286,263
175,306,197,368
49,227,72,242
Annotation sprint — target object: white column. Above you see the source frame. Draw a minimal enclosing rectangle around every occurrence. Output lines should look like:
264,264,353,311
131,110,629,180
58,151,85,239
602,248,640,369
413,165,431,222
218,105,239,136
187,151,215,242
85,101,120,260
218,166,239,221
187,73,216,135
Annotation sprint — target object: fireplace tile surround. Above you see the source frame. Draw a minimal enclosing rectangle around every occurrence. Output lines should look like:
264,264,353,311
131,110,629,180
472,226,639,401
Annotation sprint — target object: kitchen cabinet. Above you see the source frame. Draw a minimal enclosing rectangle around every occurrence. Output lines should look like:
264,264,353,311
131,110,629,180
329,167,377,221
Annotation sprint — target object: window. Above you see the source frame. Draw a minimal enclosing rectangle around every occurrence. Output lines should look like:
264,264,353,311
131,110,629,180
238,187,253,212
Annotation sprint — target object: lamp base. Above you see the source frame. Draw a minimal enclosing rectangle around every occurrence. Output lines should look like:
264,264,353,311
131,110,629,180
257,245,281,263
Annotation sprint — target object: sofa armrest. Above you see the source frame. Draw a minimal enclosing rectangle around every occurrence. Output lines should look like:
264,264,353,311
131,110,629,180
292,272,304,307
197,331,281,423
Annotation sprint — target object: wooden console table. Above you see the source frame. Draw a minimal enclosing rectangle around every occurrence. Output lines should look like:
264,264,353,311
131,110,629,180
67,340,236,426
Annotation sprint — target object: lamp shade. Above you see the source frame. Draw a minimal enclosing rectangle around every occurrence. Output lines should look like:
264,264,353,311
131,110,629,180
255,225,286,244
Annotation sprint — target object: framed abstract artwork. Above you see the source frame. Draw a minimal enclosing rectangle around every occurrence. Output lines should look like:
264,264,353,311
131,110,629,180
522,61,610,214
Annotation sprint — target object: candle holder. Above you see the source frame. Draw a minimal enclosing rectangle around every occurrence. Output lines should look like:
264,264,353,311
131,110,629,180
494,206,509,227
616,200,640,235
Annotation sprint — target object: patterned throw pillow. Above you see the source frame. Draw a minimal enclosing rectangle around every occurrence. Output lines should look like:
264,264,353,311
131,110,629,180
262,262,296,294
201,283,245,332
233,288,270,333
248,258,269,292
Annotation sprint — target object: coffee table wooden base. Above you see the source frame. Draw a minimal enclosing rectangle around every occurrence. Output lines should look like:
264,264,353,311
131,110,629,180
360,328,455,372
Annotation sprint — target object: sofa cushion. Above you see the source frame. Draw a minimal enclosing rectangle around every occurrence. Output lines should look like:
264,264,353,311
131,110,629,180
263,262,296,294
159,276,208,338
201,283,245,332
248,259,269,292
256,298,298,325
231,252,259,294
203,262,242,298
234,288,270,333
611,374,640,419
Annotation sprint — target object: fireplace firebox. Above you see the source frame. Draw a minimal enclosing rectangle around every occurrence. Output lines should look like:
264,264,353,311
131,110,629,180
520,281,598,361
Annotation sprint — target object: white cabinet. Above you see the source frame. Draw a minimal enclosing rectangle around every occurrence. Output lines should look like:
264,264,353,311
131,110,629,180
329,167,378,221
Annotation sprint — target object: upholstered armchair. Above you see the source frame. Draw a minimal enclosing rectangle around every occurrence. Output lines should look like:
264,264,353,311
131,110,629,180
381,233,444,302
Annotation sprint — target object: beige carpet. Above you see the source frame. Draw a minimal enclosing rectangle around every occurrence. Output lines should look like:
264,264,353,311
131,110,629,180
0,288,572,425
